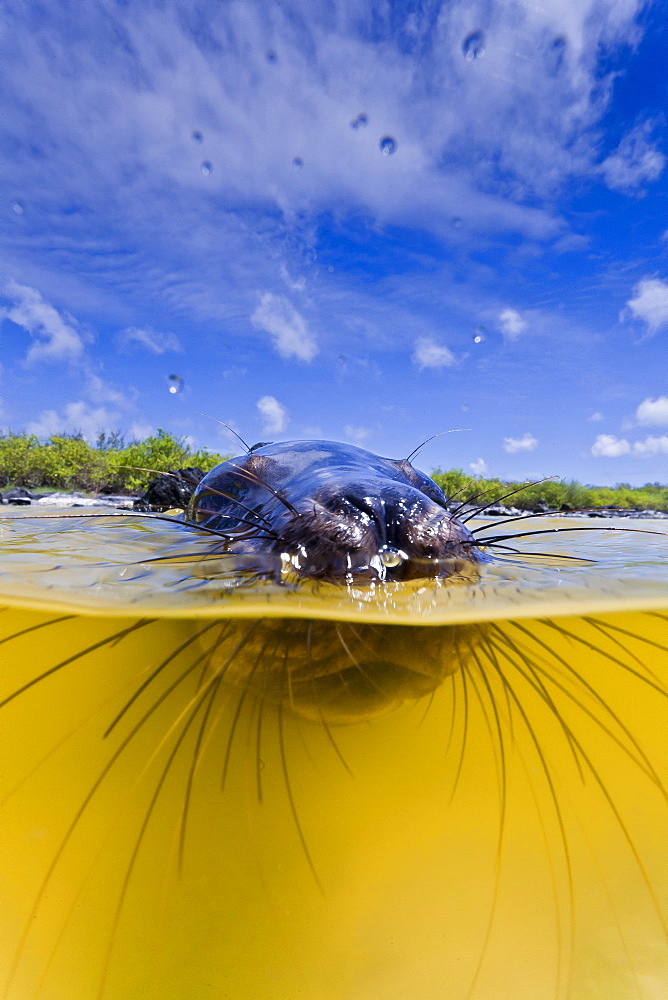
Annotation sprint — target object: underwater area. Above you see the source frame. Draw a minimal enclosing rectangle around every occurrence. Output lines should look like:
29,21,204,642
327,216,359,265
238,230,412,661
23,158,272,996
0,510,666,999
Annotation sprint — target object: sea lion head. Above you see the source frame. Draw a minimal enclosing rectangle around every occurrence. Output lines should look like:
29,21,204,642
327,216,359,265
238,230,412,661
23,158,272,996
187,440,483,582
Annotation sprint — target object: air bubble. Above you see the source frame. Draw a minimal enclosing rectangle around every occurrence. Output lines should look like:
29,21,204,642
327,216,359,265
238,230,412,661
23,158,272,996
462,31,485,61
12,201,24,215
472,326,487,344
350,113,368,130
167,375,184,395
292,157,303,170
201,161,213,176
191,130,203,144
379,136,397,156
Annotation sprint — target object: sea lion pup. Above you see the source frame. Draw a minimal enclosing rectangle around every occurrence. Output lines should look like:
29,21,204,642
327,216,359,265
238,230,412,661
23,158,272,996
186,439,483,583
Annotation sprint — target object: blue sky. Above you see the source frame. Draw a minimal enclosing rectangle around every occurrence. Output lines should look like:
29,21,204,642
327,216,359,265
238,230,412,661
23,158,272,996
1,0,667,486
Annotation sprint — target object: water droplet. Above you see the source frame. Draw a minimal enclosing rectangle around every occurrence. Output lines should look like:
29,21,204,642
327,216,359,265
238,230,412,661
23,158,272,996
472,325,487,344
166,375,184,395
350,112,368,130
200,161,213,176
292,157,303,170
549,36,567,71
266,50,277,64
450,216,463,228
327,265,334,273
462,30,485,61
191,130,203,144
379,545,404,569
12,201,24,215
379,136,397,156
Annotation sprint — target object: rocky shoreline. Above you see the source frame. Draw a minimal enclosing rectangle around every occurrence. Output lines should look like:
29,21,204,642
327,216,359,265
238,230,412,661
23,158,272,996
2,469,667,520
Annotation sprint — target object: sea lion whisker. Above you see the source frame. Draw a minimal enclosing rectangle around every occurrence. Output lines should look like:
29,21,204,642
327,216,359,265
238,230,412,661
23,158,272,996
476,544,596,565
459,478,560,523
486,628,585,781
405,429,468,465
479,642,573,1000
473,525,668,546
178,641,232,872
301,622,353,777
3,626,224,997
190,487,278,529
255,638,283,803
220,633,272,792
103,621,221,738
538,618,668,702
448,665,470,807
584,614,668,663
461,636,508,823
499,621,664,792
483,641,577,936
0,618,155,710
98,673,225,1000
195,412,252,454
225,462,301,518
277,701,324,896
0,613,76,649
457,658,512,1000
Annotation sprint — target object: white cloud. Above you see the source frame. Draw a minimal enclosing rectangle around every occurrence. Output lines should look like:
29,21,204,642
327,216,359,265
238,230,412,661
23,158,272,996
257,394,288,434
503,433,538,453
622,277,668,335
591,434,630,457
251,293,317,361
279,264,306,294
589,411,604,421
631,435,668,458
591,432,668,458
128,422,154,442
600,122,665,192
635,396,668,426
343,424,372,444
2,280,85,364
412,337,456,369
119,326,182,354
470,457,488,476
25,401,120,442
84,374,128,405
498,308,527,341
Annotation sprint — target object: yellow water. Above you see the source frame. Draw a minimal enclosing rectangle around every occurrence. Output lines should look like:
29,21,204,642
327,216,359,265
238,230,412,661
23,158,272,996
0,510,667,999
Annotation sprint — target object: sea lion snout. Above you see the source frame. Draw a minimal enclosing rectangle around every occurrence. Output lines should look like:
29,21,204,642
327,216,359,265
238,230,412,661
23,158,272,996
281,482,476,581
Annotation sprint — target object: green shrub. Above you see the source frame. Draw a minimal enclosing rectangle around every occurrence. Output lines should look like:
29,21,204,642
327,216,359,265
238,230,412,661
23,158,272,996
0,429,229,494
0,430,665,508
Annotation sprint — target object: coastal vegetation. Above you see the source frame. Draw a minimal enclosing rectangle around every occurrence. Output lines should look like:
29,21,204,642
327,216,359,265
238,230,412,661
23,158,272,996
0,429,227,494
0,430,666,510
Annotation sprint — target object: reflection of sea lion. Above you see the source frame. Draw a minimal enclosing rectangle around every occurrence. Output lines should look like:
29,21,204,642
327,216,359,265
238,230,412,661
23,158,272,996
187,440,483,583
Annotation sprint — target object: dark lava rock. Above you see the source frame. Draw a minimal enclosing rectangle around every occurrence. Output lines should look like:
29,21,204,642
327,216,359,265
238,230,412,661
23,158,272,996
134,467,205,512
532,499,553,513
2,487,35,505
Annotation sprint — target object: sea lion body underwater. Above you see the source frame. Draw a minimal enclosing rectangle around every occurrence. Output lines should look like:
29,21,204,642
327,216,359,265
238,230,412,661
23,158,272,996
186,439,483,583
